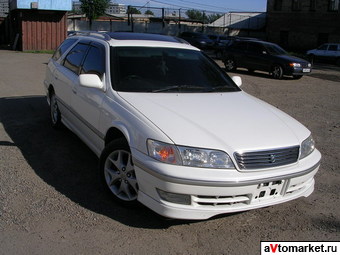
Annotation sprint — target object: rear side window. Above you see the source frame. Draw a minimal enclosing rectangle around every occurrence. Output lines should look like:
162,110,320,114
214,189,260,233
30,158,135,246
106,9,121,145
63,43,89,74
52,39,77,61
81,44,106,79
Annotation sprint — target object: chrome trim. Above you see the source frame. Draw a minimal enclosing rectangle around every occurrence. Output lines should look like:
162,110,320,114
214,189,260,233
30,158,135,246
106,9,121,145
56,96,105,140
234,146,300,170
134,158,320,187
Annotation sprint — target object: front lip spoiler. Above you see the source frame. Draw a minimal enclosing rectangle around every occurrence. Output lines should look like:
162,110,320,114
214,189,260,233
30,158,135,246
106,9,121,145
134,159,320,187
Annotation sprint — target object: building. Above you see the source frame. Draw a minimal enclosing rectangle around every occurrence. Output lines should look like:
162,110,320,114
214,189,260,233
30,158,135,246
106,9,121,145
72,1,127,15
209,12,266,37
267,0,340,51
0,0,9,17
9,0,72,50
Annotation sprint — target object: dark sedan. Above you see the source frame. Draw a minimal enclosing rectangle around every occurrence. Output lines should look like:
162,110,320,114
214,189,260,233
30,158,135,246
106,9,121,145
222,40,312,79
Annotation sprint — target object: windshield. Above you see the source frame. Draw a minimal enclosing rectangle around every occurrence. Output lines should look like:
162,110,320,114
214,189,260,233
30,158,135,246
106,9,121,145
110,47,240,93
265,44,287,55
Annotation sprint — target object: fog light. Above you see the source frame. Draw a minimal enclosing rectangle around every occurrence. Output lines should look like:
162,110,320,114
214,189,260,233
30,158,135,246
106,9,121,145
157,189,191,205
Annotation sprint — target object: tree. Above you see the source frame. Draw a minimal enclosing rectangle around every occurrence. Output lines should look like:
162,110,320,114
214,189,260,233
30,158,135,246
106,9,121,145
145,10,154,16
80,0,110,29
127,7,141,14
185,9,222,24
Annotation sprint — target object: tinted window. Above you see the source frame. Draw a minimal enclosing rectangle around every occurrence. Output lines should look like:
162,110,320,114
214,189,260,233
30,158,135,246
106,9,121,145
81,44,105,78
63,43,89,74
232,41,247,50
318,44,328,50
111,47,240,93
328,45,338,51
247,43,263,54
52,39,77,61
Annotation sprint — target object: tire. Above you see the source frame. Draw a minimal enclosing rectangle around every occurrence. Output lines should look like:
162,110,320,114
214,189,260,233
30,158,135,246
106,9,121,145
292,75,303,80
336,58,340,66
224,57,236,71
271,64,283,79
50,92,62,129
99,138,139,206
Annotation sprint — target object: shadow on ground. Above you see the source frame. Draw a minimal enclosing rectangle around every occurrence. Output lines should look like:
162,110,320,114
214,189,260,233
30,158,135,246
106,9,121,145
0,96,234,229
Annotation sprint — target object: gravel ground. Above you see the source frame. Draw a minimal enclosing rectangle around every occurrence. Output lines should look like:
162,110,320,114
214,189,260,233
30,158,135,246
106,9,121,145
0,50,339,254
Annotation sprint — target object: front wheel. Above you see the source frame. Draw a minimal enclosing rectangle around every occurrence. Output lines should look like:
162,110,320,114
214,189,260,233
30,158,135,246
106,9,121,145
99,138,139,206
50,92,62,129
271,65,283,79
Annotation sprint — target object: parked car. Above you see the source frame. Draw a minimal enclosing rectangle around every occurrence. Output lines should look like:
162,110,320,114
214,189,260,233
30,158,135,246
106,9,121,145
179,32,214,50
223,40,312,79
44,32,321,220
208,34,233,58
307,43,340,66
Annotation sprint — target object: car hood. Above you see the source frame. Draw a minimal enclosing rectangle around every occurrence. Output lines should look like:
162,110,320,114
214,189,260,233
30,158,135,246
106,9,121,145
118,92,309,153
278,54,309,63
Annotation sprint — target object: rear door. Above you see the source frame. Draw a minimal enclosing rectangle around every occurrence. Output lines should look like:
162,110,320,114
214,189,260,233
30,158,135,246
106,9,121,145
54,42,90,123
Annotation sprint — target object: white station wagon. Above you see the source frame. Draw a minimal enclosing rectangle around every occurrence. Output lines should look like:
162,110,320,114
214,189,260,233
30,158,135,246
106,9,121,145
44,32,321,220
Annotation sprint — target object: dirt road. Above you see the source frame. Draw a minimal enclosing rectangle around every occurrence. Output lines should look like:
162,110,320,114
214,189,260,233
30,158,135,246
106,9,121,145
0,50,339,254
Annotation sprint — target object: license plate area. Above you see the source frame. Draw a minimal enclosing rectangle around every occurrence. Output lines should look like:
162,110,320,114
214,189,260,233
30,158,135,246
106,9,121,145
302,68,311,73
253,180,285,200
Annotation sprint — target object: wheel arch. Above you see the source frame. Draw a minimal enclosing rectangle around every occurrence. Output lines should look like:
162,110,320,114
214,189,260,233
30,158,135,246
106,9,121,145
104,126,129,147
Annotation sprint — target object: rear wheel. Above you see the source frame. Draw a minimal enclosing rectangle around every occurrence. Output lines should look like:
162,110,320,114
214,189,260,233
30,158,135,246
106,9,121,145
99,138,139,206
271,65,283,79
224,57,236,71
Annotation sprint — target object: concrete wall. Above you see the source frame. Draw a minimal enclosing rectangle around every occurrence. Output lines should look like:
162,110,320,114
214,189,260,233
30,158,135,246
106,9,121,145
67,19,223,36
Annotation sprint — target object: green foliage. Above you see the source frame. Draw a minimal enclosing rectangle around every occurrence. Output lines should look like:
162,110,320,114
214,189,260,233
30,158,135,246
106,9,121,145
145,10,154,15
80,0,110,20
127,7,142,14
185,9,222,24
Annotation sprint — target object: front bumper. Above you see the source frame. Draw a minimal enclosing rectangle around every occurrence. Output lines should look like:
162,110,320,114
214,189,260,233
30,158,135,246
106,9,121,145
132,148,321,220
286,66,312,76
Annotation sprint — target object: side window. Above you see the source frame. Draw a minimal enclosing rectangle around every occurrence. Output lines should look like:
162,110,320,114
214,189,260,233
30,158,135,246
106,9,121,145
247,43,262,54
318,44,328,50
52,39,77,61
328,45,338,51
81,44,106,79
63,43,89,74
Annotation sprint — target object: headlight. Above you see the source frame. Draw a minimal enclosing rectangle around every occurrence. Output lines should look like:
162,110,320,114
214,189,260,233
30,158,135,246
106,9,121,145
147,140,182,165
300,135,315,159
147,139,234,169
289,63,301,67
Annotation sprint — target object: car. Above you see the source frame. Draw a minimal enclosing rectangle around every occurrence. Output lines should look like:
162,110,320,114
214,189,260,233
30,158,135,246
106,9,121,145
44,32,321,220
179,31,214,50
222,40,312,79
208,34,233,58
307,43,340,66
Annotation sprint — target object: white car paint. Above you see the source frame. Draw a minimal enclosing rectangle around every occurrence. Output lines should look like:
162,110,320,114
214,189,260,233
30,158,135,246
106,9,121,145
44,33,321,220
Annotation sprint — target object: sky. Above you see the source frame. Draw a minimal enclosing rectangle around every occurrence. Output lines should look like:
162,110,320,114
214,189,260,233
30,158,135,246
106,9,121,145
115,0,268,13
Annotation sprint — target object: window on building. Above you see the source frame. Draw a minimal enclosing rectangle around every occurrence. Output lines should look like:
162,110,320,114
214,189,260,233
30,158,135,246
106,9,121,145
274,0,282,11
292,0,302,11
310,0,317,11
329,0,339,11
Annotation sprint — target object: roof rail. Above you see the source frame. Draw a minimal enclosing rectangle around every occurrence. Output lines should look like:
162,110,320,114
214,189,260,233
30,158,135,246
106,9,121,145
68,31,111,41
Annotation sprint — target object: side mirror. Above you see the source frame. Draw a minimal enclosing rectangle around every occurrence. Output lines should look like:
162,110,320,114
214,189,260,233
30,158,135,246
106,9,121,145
79,74,104,90
232,76,242,87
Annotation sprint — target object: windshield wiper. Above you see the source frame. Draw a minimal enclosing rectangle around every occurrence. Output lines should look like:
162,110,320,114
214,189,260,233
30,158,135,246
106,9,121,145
208,85,239,92
152,85,207,93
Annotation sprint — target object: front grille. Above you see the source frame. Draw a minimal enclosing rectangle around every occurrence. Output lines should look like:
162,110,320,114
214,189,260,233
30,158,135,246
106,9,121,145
234,146,299,170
